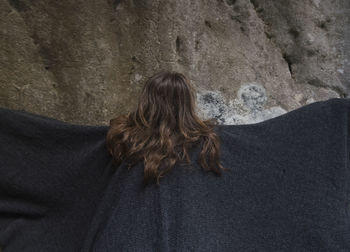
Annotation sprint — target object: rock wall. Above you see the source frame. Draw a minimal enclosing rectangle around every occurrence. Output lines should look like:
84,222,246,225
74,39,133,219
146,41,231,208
0,0,349,125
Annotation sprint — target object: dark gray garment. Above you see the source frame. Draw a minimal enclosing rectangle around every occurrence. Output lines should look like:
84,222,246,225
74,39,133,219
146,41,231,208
0,98,349,251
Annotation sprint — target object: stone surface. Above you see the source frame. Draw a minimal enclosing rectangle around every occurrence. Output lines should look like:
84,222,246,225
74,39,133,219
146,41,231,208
0,0,349,125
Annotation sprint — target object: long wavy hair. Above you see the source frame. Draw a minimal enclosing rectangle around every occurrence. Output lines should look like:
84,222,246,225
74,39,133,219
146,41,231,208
105,70,227,185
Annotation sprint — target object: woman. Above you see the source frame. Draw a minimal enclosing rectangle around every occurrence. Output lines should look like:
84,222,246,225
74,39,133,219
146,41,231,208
105,70,227,186
0,71,349,251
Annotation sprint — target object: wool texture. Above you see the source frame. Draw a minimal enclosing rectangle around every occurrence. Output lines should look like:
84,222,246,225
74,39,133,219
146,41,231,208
0,97,349,251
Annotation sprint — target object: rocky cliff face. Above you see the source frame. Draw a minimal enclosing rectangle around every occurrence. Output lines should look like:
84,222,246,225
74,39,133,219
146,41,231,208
0,0,349,125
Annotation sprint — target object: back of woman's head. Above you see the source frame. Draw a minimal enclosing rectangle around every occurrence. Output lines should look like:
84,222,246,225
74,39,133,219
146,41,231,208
106,70,227,185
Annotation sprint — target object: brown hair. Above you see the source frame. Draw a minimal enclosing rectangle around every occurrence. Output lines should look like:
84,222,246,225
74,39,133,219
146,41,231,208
105,70,227,185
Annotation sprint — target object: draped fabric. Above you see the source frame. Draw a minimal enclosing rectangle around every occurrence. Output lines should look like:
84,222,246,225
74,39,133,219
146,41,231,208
0,97,349,251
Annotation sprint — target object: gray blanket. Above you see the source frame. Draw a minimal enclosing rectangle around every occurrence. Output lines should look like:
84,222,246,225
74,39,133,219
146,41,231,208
0,97,349,251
